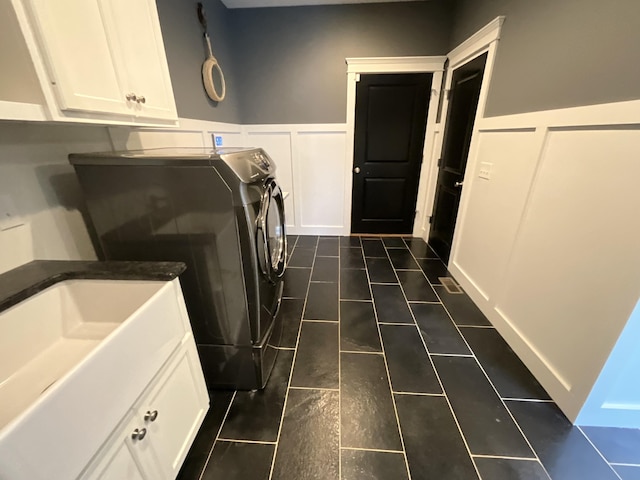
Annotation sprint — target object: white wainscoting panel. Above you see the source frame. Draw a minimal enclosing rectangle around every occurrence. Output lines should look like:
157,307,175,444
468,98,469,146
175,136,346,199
108,119,242,150
495,128,640,416
452,130,538,301
447,107,640,422
295,130,347,234
110,120,347,235
245,131,295,228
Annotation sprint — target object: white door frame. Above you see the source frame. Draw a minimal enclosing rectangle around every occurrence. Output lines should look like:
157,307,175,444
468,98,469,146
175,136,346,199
343,56,447,236
419,17,505,261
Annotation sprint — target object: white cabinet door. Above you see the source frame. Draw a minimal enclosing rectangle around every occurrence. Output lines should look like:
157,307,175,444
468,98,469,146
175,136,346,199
138,341,209,479
82,413,155,480
101,0,177,120
26,0,129,115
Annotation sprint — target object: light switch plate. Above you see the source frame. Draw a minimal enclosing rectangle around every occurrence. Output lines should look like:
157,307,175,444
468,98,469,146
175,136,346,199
479,162,492,180
0,194,24,231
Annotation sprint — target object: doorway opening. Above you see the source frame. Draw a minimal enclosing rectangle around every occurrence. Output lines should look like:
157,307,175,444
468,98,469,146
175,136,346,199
350,73,432,234
428,52,487,262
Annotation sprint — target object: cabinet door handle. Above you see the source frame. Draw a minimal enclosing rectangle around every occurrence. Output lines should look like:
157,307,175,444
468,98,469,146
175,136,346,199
144,410,158,422
126,93,137,102
131,427,147,441
136,95,146,104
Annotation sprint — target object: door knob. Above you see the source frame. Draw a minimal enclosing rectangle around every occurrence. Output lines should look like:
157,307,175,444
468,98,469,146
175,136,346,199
131,428,147,441
136,95,146,104
125,93,137,102
354,167,361,174
144,410,158,422
454,181,464,187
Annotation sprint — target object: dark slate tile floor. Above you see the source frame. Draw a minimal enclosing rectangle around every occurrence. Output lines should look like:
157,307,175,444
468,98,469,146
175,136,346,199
178,235,639,480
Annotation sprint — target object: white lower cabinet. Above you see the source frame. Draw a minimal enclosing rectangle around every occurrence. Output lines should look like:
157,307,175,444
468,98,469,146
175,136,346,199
83,413,149,480
82,339,209,480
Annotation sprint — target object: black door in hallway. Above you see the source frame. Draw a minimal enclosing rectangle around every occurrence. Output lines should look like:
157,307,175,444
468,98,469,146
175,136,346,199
429,53,487,262
351,73,432,234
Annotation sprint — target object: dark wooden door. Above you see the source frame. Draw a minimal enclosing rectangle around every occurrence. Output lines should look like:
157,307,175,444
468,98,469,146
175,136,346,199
351,73,432,234
429,53,487,262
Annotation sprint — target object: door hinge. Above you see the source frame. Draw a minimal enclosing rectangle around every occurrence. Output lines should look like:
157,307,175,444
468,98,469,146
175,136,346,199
428,216,433,224
446,89,452,100
437,158,443,168
355,73,361,82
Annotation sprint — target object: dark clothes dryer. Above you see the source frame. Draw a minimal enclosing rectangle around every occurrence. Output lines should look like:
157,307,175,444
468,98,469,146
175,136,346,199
70,147,287,390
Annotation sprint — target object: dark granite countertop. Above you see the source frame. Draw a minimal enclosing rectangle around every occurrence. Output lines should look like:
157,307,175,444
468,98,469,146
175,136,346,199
0,260,187,314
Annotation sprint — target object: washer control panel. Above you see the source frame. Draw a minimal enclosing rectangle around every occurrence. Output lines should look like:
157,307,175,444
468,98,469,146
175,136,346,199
251,151,271,171
220,148,276,184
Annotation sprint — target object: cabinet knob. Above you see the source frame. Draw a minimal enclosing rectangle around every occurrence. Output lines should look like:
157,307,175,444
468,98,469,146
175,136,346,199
131,427,147,441
144,410,158,422
136,95,146,104
126,93,137,102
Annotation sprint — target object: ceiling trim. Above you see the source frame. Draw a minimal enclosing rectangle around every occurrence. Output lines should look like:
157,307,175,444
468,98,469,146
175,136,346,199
345,56,447,74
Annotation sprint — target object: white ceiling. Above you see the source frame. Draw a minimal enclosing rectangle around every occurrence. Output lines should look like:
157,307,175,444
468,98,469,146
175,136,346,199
221,0,426,9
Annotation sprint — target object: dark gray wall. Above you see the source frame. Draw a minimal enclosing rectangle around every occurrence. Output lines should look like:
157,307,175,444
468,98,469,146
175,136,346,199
155,0,241,123
230,1,453,124
451,0,640,117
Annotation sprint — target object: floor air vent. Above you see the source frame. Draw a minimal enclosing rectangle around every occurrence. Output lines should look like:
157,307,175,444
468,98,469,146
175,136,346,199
439,277,463,294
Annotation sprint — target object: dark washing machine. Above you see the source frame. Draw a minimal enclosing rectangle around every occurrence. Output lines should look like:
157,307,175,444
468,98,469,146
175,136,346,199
70,147,287,390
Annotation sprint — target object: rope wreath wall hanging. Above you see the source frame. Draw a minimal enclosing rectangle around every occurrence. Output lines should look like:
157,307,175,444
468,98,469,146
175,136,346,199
197,3,226,102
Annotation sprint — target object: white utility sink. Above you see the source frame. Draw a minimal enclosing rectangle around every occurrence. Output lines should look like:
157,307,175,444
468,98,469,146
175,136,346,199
0,278,187,480
0,279,164,430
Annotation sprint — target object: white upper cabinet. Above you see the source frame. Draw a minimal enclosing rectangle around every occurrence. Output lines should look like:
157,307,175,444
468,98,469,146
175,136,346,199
26,0,127,116
101,0,177,120
4,0,178,125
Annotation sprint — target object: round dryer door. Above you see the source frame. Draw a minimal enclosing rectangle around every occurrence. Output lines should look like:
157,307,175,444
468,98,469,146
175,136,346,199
257,179,287,283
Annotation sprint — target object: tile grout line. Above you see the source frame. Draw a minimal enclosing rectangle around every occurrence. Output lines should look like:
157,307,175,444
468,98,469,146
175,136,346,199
289,385,340,391
395,242,442,302
340,350,383,355
392,238,483,480
268,238,318,480
197,390,237,480
362,239,413,480
394,391,445,397
341,446,404,454
217,438,277,445
458,324,496,329
577,426,624,479
378,322,417,326
502,398,554,403
471,454,539,461
403,240,553,480
429,353,475,358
